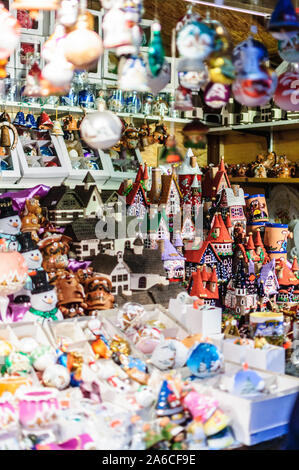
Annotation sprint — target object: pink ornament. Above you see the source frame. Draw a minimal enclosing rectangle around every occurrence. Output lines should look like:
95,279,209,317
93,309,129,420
274,71,299,110
183,391,218,423
0,252,28,322
204,82,230,108
18,388,59,428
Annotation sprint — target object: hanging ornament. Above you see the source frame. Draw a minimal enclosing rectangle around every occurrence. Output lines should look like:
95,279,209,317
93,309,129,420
22,62,42,97
58,0,80,28
80,101,123,150
204,82,230,108
147,59,171,95
118,55,149,92
178,60,209,91
174,85,193,110
148,21,165,77
0,113,18,150
0,4,20,71
182,119,209,149
12,0,60,20
233,38,269,78
63,6,103,70
176,7,215,61
42,24,74,88
268,0,299,39
159,135,182,165
102,2,142,55
232,71,277,107
208,55,235,85
203,15,231,56
278,32,299,62
274,68,299,110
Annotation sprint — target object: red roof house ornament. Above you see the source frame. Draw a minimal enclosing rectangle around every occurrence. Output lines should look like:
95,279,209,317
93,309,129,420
118,164,149,219
292,256,299,276
245,232,258,262
254,228,269,264
276,258,299,306
203,156,231,199
188,265,219,306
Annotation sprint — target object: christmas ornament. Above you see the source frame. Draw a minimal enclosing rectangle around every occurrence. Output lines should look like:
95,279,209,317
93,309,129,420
118,55,149,92
31,345,57,372
0,4,20,77
178,62,209,91
63,7,103,70
274,69,299,110
208,55,235,85
232,72,277,107
58,0,80,28
233,38,269,78
278,32,299,62
12,0,60,20
174,85,193,111
0,252,28,322
148,21,165,77
150,338,189,370
186,342,224,378
80,101,122,150
159,135,183,165
268,0,299,39
182,119,209,148
177,16,215,61
204,82,230,108
42,364,71,390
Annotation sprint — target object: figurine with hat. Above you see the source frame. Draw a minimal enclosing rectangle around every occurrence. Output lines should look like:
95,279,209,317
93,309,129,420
0,197,21,251
14,232,44,304
22,270,63,324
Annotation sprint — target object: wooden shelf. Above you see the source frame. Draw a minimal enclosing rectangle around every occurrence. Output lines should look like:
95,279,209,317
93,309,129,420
229,177,299,184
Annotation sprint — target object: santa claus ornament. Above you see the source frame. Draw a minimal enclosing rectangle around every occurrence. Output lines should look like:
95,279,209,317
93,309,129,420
274,69,299,110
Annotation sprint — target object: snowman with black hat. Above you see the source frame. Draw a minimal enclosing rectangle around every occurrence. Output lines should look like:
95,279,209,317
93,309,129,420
0,197,21,251
14,232,44,304
22,270,63,324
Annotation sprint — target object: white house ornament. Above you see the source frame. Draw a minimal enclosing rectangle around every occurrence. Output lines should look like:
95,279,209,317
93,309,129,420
63,9,103,70
274,70,299,110
118,55,149,92
80,102,123,150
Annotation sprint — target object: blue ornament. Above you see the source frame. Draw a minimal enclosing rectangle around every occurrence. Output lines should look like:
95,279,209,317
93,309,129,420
40,146,53,156
125,356,147,373
78,88,95,109
25,114,37,129
0,160,9,171
57,352,68,368
268,0,299,37
60,86,78,106
233,370,264,396
233,38,269,78
156,380,183,417
13,111,26,126
126,91,142,113
70,371,83,387
187,342,223,378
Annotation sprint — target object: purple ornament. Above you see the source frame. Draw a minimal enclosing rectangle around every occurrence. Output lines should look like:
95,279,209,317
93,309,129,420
204,82,230,108
0,185,50,213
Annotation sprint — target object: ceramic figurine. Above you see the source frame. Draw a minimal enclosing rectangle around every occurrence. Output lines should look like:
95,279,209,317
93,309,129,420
85,275,115,313
56,273,87,318
38,234,71,282
0,197,21,251
246,194,269,224
22,270,63,323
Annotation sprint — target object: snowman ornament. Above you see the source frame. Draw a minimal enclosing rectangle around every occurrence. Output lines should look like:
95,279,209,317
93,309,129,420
14,232,44,303
0,197,21,251
23,270,63,324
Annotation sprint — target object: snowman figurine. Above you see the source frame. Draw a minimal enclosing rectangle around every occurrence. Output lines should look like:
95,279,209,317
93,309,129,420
22,270,63,324
0,197,21,251
14,232,44,304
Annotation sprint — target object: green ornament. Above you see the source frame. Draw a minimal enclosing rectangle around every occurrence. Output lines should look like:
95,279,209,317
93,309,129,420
148,22,165,77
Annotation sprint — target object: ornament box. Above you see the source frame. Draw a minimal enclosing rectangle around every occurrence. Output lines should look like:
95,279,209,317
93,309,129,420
0,128,22,186
57,135,112,187
168,296,222,337
221,337,285,374
15,128,69,185
101,148,144,190
188,362,299,446
9,321,53,349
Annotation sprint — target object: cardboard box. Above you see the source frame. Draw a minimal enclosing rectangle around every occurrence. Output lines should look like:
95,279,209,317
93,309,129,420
221,338,285,374
168,298,222,337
